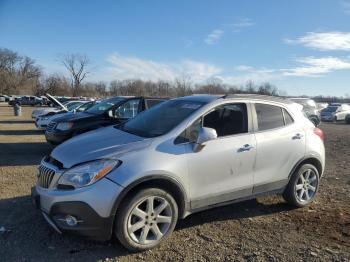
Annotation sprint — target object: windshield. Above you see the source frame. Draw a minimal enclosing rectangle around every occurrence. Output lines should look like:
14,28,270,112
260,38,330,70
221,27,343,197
323,106,338,112
86,97,125,114
120,99,205,138
66,102,83,111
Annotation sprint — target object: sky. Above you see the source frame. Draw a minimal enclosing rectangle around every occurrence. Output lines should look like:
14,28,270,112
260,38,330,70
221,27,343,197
1,0,350,96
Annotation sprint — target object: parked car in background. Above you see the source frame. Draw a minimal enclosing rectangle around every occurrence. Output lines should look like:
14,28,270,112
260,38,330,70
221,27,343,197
320,104,350,122
32,94,84,119
32,94,325,251
0,95,9,102
289,98,320,126
35,101,96,130
8,95,44,106
345,113,350,124
316,103,328,111
45,96,167,144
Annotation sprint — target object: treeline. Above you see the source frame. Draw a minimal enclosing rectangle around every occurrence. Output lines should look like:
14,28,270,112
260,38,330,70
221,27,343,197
1,47,349,102
0,47,284,98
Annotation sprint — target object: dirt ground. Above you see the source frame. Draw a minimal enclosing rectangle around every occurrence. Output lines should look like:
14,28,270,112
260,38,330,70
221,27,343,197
0,103,349,262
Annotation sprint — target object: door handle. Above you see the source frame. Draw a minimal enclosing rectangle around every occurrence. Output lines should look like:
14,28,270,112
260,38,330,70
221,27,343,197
292,133,303,140
238,144,254,153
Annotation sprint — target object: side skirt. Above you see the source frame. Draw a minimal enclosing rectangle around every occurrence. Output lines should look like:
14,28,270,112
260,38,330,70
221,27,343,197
186,183,287,218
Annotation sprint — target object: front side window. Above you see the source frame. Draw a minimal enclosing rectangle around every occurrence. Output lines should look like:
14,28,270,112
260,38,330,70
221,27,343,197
86,97,125,114
255,104,284,131
176,103,248,143
113,99,140,119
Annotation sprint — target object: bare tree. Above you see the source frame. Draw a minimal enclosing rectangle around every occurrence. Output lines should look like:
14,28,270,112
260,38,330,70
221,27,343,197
61,53,89,96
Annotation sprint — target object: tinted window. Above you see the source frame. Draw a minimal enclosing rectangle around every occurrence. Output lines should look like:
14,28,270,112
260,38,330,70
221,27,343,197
255,104,284,131
283,109,294,125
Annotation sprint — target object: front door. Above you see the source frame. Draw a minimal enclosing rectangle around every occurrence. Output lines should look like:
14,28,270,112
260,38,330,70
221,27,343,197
184,103,256,210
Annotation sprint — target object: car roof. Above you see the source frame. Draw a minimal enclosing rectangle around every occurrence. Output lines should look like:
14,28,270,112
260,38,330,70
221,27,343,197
173,94,295,105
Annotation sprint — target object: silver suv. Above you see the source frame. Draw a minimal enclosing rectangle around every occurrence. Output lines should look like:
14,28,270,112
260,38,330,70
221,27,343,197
32,94,325,251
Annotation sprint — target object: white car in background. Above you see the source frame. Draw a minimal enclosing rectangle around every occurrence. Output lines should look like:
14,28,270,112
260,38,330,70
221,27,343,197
320,104,350,122
31,94,78,119
35,101,95,130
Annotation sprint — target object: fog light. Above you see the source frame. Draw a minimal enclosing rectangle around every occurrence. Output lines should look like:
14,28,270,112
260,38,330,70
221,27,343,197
64,215,78,226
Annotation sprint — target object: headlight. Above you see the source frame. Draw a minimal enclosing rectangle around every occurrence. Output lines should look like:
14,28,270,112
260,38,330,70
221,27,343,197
57,159,120,188
56,122,73,131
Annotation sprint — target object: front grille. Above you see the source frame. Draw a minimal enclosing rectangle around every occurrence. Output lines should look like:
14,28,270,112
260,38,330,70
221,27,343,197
37,164,56,188
46,122,56,132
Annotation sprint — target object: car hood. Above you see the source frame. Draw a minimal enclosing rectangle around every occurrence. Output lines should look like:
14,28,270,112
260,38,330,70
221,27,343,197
45,93,68,111
32,108,60,116
52,112,97,123
51,126,152,168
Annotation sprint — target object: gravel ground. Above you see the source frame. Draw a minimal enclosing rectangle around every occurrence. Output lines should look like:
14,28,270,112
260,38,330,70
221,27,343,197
0,104,349,262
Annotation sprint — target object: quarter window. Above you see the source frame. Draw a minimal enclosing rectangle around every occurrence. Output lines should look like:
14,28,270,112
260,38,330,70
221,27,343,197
283,108,294,125
255,104,284,131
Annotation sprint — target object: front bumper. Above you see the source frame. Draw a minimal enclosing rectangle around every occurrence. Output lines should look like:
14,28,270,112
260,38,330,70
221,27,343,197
32,178,123,241
45,130,73,144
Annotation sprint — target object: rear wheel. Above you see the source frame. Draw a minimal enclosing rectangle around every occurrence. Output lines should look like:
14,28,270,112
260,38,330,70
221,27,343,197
115,188,178,252
283,164,320,207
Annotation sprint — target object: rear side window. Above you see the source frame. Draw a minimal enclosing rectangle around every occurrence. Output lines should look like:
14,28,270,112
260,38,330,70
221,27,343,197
255,104,284,131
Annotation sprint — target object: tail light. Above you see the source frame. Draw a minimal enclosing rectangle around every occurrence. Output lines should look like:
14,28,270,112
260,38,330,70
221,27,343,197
314,128,324,141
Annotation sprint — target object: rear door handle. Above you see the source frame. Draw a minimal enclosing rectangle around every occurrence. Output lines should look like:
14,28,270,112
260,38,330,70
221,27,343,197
238,144,254,153
292,133,303,140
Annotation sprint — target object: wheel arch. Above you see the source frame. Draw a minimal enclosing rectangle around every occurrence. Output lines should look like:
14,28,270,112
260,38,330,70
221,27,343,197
289,156,323,179
111,175,189,220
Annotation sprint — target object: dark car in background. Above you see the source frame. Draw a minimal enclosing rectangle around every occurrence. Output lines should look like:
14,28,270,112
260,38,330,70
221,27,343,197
8,95,44,106
45,96,167,144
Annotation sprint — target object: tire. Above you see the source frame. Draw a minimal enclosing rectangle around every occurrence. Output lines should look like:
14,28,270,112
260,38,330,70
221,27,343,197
115,188,178,252
283,164,320,207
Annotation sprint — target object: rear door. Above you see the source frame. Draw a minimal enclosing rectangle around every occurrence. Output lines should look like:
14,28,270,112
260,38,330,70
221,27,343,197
252,103,306,193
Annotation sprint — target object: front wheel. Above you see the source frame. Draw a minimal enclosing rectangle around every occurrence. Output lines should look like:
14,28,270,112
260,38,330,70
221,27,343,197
283,164,320,207
115,188,178,252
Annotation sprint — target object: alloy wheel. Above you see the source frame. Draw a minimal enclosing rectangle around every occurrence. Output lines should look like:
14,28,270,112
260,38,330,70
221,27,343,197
127,196,173,245
295,169,318,202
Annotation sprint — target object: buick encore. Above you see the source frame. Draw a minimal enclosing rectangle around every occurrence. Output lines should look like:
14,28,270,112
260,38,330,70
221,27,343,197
32,94,325,251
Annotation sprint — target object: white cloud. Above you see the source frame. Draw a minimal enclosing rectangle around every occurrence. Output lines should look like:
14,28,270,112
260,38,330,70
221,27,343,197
282,56,350,77
285,31,350,51
106,53,222,82
104,53,350,86
204,29,224,45
229,18,255,32
341,0,350,14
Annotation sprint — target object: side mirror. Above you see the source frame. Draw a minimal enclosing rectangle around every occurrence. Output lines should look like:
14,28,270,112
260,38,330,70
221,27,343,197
193,127,217,152
108,110,114,118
